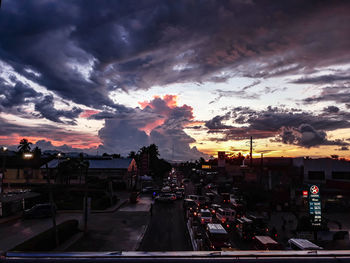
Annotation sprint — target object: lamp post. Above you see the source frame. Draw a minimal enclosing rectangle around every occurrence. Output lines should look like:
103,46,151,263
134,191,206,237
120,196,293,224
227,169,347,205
0,147,8,217
1,147,7,195
25,152,59,247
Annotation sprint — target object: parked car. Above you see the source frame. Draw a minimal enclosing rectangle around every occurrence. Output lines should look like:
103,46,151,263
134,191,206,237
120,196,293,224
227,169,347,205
23,203,56,219
198,209,213,224
155,193,176,203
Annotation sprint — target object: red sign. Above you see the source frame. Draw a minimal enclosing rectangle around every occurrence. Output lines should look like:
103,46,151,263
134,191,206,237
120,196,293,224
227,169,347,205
302,191,308,197
310,185,319,194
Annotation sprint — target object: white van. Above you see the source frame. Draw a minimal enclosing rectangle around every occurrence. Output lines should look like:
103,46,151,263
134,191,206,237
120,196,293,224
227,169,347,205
216,208,236,223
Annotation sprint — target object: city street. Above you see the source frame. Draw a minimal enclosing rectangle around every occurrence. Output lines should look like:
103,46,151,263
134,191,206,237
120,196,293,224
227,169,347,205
138,199,192,251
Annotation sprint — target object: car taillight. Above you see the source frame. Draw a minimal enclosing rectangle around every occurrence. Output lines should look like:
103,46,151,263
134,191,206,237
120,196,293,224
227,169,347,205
194,212,197,216
201,219,205,222
226,224,229,228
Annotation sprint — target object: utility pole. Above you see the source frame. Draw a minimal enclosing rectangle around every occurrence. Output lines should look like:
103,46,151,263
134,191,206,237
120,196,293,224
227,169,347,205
46,162,59,247
250,136,253,167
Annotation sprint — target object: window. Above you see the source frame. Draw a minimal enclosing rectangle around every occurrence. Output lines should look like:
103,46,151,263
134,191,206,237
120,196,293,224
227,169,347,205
308,171,325,180
332,172,350,180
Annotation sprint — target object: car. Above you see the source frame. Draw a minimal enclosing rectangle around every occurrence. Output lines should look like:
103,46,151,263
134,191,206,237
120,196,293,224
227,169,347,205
23,203,56,219
182,178,190,184
248,215,270,235
175,191,184,199
155,193,176,203
161,186,171,192
221,193,230,204
210,204,221,215
198,209,213,224
205,192,216,202
204,223,233,250
216,208,236,224
183,198,197,210
186,195,207,207
141,186,154,193
236,217,254,240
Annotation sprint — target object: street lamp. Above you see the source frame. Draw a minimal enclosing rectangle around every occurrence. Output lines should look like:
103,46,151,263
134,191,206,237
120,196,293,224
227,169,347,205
23,153,33,159
1,146,8,195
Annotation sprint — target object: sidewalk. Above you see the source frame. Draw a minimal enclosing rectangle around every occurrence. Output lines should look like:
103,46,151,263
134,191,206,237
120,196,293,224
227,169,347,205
0,213,22,225
65,196,151,251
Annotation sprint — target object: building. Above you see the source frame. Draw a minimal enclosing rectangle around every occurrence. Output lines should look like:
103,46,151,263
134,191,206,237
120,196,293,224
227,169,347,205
87,158,138,190
41,157,138,189
295,158,350,190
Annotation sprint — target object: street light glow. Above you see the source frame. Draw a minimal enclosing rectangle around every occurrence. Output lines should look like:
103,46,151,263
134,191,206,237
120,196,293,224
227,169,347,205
23,153,34,159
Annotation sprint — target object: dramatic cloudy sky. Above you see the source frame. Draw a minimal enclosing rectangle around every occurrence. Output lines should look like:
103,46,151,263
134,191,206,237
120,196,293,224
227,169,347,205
1,0,350,161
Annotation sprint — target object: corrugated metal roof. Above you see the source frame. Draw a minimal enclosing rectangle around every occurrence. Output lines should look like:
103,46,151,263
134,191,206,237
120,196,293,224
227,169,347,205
88,158,133,169
40,159,60,169
41,158,133,169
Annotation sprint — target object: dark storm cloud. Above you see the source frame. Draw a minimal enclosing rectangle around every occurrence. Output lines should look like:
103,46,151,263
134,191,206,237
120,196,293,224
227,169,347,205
0,78,41,110
34,95,83,125
1,0,350,109
0,117,99,146
205,112,232,130
209,81,262,104
206,106,350,147
323,106,340,114
336,146,349,151
304,86,350,104
98,95,206,160
276,124,349,148
291,74,350,84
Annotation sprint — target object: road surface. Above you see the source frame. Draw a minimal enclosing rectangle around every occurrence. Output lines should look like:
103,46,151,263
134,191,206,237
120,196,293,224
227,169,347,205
138,199,192,251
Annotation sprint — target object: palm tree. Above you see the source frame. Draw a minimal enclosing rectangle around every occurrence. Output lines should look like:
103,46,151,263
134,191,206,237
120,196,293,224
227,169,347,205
33,146,42,158
18,138,32,153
